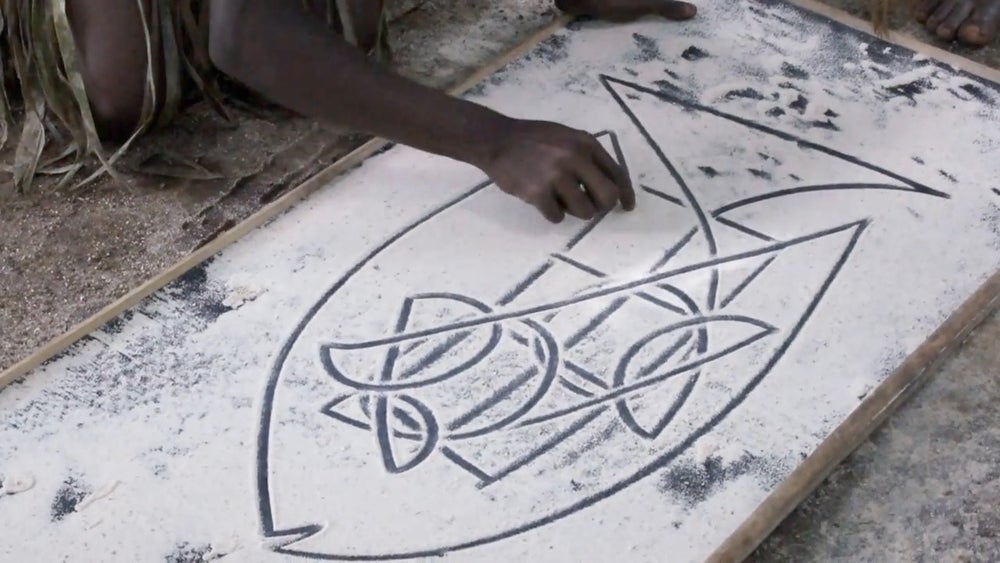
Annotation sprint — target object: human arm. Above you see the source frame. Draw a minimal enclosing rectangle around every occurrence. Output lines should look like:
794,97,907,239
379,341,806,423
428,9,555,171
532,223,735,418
207,0,634,222
556,0,697,22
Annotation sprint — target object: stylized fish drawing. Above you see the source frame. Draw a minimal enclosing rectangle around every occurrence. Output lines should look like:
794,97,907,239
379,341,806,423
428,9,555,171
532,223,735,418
257,75,946,560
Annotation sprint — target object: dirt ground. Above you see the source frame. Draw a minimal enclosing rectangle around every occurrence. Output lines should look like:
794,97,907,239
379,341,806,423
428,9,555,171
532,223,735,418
1,0,998,560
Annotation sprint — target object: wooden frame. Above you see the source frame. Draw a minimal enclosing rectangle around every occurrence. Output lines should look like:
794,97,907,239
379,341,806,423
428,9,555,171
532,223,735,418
2,3,998,561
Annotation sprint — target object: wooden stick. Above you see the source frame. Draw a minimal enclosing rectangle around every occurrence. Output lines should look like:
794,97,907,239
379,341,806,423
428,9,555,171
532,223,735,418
0,14,573,390
707,270,999,562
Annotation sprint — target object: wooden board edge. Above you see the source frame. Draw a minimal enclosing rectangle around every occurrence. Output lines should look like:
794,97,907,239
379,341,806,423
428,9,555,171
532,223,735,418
780,0,1000,83
706,269,1000,563
0,14,573,390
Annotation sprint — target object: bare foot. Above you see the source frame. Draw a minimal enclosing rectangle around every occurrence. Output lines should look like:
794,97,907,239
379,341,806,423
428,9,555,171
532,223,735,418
916,0,1000,46
556,0,698,22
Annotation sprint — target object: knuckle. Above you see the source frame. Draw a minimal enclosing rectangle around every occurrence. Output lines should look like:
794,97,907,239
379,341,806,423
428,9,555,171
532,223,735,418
590,185,611,202
575,135,596,151
523,181,548,198
552,149,577,167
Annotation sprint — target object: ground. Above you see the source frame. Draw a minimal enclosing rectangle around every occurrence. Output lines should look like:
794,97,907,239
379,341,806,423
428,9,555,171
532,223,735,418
751,310,1000,561
1,0,997,559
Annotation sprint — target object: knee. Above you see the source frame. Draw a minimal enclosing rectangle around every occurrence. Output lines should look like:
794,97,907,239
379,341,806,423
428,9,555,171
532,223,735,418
65,0,152,142
87,82,146,143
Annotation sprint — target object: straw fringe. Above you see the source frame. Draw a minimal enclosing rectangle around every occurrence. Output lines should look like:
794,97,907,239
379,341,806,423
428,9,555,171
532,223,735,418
1,0,389,194
0,0,230,194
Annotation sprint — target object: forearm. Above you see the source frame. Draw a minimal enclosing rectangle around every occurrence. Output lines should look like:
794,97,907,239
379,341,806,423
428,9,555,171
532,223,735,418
208,0,510,167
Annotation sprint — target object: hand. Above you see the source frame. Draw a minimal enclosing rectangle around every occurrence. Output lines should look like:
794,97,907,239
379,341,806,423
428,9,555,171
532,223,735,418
478,119,635,223
556,0,698,22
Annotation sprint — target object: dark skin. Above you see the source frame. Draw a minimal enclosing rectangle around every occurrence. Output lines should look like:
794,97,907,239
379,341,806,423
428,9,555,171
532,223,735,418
916,0,1000,46
66,0,162,140
66,0,698,223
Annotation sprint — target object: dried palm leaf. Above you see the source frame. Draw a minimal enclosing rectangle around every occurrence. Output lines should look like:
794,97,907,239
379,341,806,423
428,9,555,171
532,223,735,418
0,0,222,193
1,0,391,194
175,1,229,120
0,11,12,151
5,0,48,192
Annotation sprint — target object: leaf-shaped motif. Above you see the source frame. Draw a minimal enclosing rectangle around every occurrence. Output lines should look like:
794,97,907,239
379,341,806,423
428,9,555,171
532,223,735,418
321,393,438,473
444,319,560,440
613,315,774,439
321,293,501,391
373,395,439,474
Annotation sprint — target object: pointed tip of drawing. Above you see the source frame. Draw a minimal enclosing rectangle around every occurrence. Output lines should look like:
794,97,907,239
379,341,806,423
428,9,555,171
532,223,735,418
266,524,326,556
852,217,872,232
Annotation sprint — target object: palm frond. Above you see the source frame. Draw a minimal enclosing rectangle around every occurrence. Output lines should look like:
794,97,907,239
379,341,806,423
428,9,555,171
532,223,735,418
0,0,226,194
0,0,391,194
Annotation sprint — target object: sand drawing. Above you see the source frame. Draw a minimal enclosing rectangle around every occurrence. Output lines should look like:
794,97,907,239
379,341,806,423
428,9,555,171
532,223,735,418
3,1,999,560
255,72,950,560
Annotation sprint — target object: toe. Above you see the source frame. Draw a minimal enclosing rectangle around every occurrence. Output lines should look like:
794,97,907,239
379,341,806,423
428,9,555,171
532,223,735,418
924,1,955,33
656,0,697,19
925,0,958,31
958,22,993,45
937,1,974,38
917,0,944,22
924,0,965,35
958,1,1000,45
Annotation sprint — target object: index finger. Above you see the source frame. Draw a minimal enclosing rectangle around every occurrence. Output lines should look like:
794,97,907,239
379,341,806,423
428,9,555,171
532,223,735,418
590,139,636,211
655,1,698,21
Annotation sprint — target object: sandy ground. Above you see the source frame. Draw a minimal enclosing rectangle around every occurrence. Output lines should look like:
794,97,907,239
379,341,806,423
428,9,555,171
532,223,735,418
1,0,997,559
